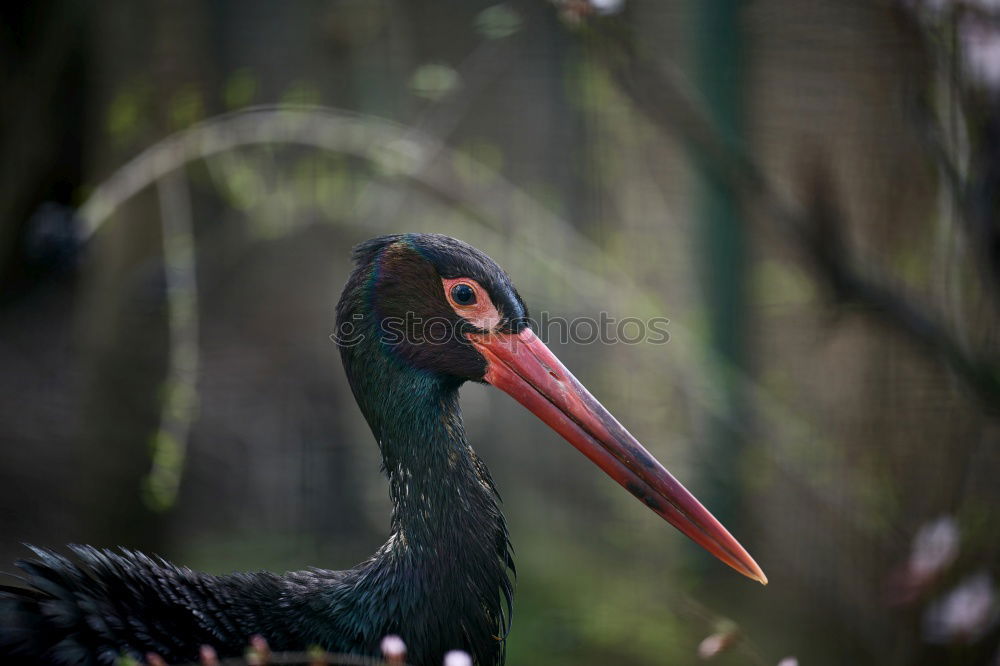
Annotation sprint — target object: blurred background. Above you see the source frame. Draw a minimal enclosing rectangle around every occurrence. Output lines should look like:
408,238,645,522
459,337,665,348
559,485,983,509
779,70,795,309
1,0,999,664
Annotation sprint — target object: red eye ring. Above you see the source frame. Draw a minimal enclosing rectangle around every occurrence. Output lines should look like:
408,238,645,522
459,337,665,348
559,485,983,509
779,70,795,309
441,277,502,330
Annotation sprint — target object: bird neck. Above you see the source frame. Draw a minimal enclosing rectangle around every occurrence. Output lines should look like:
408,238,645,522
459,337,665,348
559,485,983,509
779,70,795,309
386,389,494,531
349,353,503,535
340,350,513,664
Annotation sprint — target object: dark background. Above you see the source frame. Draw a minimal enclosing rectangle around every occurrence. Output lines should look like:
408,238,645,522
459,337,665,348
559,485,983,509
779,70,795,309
2,1,999,664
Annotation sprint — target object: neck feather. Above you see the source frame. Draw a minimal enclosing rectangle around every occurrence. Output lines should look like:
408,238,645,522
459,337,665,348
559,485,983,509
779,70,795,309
335,345,514,665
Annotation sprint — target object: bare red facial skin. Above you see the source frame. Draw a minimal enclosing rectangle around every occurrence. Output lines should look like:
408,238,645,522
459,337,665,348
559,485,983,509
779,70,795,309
467,327,768,585
441,277,502,330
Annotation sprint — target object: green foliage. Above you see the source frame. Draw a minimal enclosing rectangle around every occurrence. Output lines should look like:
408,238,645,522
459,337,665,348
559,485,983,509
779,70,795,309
409,63,460,101
225,69,259,109
507,538,691,666
168,85,204,130
475,4,523,40
106,83,152,147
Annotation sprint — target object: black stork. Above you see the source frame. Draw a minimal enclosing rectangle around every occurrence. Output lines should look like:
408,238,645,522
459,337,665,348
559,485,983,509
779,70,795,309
0,233,766,666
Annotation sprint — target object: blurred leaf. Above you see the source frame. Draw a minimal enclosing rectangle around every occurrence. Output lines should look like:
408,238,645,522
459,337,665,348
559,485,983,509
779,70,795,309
475,4,522,39
224,69,258,109
409,63,460,101
168,85,204,130
106,84,150,145
216,159,265,211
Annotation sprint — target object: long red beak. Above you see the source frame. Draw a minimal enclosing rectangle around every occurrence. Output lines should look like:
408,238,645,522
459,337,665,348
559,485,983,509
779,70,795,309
469,328,767,585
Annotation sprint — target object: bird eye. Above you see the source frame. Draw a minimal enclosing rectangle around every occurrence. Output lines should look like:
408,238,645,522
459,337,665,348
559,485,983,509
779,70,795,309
451,283,476,306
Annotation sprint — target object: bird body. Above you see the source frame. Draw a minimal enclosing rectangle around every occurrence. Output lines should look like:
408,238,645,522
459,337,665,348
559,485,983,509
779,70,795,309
1,234,763,665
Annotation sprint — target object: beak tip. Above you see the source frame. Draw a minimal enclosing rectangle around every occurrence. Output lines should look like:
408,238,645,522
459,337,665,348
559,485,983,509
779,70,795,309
745,563,768,585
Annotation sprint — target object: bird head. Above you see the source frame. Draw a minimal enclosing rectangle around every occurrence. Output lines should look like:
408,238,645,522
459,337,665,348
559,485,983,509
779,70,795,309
336,233,767,585
337,233,529,384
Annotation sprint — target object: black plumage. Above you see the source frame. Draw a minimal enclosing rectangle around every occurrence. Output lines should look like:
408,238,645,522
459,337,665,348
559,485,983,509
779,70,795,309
1,234,520,666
